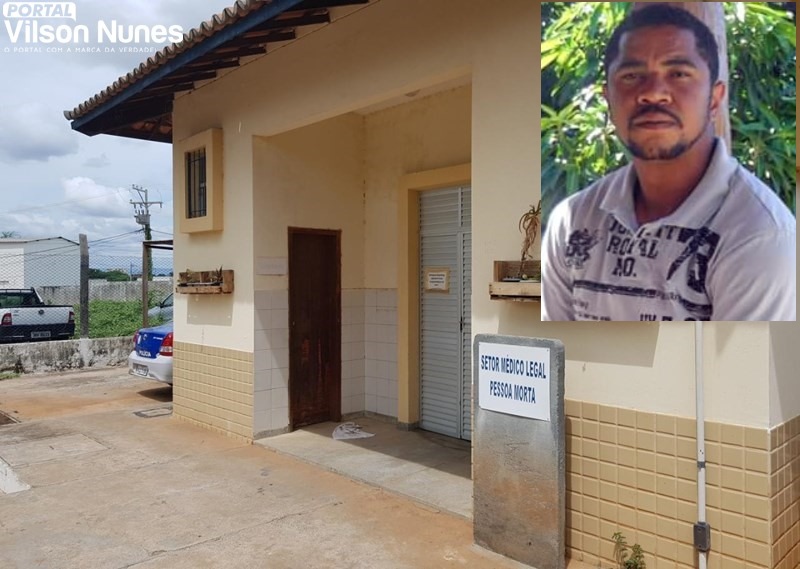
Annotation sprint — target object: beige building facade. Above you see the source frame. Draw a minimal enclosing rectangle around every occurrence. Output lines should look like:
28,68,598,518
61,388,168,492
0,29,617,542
67,1,798,568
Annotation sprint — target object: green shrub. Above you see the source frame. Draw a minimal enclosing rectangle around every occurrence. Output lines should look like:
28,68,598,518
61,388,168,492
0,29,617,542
73,300,145,339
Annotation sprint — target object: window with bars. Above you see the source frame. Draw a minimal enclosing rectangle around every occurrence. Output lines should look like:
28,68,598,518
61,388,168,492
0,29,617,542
178,128,222,233
186,148,207,219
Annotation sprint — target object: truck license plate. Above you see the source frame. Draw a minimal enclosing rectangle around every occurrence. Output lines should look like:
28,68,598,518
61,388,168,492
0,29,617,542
31,331,51,339
133,364,149,377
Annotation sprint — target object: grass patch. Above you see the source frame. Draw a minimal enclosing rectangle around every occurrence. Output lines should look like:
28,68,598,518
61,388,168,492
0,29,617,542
0,371,19,381
73,300,148,339
71,292,167,339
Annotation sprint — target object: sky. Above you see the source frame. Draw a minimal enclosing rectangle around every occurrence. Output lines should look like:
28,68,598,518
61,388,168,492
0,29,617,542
0,0,237,262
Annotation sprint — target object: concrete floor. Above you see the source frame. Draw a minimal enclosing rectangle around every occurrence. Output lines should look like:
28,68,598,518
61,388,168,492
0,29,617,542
256,418,474,519
0,369,528,569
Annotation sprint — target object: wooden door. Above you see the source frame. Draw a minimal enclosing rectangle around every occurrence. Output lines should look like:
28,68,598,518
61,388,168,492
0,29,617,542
288,228,341,429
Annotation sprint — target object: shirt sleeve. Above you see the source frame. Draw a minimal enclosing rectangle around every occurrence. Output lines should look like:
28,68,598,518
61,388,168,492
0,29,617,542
708,229,796,321
541,200,575,321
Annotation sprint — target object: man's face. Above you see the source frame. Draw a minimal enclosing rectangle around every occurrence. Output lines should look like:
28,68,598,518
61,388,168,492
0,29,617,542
604,25,723,161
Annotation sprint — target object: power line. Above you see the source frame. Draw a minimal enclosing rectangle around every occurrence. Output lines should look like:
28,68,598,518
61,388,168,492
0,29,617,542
2,185,171,218
91,230,143,244
1,192,122,215
0,230,144,260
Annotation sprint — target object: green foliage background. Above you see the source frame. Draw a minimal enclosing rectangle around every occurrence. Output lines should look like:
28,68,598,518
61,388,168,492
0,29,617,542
541,2,796,221
72,300,143,339
73,292,165,339
88,268,132,282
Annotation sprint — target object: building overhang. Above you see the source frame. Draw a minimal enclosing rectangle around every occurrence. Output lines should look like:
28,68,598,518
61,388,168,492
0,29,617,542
64,0,370,143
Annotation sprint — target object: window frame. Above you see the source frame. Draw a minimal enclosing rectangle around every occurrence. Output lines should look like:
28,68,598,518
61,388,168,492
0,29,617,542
176,128,223,233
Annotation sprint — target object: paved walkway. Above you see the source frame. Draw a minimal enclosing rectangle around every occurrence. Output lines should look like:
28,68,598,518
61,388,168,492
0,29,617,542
0,369,527,569
257,418,473,519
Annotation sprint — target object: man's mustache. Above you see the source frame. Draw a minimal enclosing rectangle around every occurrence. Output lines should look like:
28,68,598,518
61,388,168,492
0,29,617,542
629,106,682,127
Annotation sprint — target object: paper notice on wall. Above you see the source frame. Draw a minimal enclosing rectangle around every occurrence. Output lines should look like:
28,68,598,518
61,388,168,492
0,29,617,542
256,257,287,275
424,268,450,292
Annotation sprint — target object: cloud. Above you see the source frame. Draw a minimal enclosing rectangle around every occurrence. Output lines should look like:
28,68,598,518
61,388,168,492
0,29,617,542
83,153,111,168
0,1,235,254
0,102,79,162
0,176,173,257
61,176,134,219
0,208,134,241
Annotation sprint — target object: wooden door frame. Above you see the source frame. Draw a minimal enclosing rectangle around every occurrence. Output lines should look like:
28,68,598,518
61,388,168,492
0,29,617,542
287,227,342,429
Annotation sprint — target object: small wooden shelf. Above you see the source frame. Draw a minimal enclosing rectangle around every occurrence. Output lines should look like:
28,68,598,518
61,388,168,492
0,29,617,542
176,269,234,294
489,281,541,302
490,260,541,302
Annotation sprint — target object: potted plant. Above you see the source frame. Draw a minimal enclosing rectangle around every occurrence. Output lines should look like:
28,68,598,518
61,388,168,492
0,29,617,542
517,200,542,280
489,200,544,300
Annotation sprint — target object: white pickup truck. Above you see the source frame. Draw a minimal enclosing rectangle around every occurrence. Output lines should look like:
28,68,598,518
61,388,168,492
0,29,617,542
0,288,75,343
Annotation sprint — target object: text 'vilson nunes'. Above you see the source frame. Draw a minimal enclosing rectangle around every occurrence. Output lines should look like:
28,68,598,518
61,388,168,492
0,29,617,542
5,20,184,44
3,2,183,44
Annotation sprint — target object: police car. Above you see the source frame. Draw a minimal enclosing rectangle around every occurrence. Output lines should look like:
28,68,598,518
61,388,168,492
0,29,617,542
128,321,173,384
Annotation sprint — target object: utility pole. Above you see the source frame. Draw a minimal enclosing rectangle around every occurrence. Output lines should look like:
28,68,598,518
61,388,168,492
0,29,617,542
130,184,162,281
79,233,89,338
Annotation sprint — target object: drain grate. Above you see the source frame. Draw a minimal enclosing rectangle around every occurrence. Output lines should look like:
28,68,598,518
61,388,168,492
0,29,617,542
133,406,172,419
0,410,19,426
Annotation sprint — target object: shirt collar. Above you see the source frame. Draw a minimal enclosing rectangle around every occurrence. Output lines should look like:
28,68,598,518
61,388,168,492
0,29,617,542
600,137,738,231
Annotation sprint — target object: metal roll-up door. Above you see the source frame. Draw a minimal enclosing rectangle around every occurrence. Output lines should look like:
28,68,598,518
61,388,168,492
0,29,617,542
419,186,471,440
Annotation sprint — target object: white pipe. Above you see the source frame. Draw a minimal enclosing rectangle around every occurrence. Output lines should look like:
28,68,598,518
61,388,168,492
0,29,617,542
695,321,707,569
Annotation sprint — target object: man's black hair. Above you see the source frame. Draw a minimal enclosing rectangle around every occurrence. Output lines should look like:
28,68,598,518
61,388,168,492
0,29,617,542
604,4,720,84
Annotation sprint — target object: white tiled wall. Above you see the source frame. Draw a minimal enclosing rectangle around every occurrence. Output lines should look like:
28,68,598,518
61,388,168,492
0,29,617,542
342,289,366,415
342,288,399,417
253,287,398,436
253,289,290,435
365,289,397,417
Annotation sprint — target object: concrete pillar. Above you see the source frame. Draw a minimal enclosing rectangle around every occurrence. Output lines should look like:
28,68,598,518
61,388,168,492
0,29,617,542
473,335,565,569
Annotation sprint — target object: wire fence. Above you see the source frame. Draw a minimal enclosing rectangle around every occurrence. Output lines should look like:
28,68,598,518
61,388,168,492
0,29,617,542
0,236,173,340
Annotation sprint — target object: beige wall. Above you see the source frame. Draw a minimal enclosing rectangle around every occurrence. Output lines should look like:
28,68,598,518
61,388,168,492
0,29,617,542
249,83,472,294
167,0,797,434
173,0,486,139
703,323,771,427
471,0,540,338
769,322,800,427
503,322,773,428
252,113,365,291
171,127,256,352
565,400,781,569
170,0,520,354
364,85,472,289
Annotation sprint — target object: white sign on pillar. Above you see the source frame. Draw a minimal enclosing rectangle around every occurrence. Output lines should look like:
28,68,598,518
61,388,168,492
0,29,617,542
477,342,551,421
